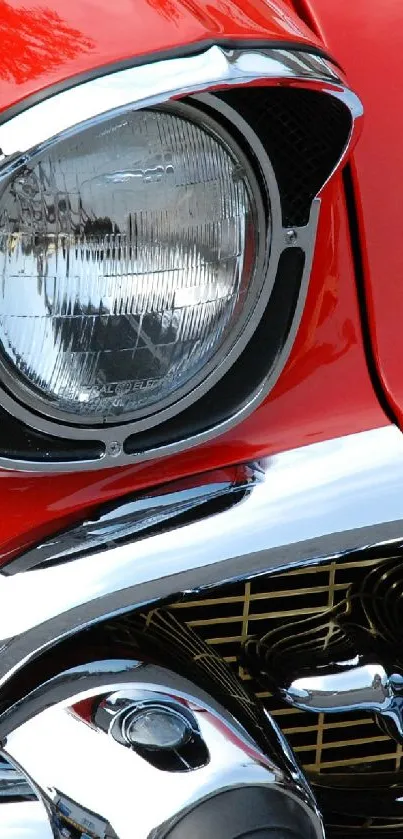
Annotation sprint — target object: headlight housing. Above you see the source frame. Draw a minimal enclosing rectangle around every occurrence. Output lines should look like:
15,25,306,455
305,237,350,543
0,103,268,426
0,46,360,470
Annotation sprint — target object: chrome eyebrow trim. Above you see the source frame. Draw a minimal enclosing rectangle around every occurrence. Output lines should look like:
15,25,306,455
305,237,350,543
0,46,359,160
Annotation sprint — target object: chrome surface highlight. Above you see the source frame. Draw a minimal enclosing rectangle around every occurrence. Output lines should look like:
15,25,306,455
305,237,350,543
0,658,324,839
0,425,402,693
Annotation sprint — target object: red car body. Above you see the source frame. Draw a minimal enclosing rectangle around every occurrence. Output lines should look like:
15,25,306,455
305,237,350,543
0,0,390,560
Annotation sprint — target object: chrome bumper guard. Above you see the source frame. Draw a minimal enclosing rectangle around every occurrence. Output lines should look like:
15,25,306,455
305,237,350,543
0,653,324,839
0,424,403,836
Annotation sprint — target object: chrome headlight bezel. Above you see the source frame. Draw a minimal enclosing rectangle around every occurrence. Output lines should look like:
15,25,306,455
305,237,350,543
0,98,274,431
0,46,363,471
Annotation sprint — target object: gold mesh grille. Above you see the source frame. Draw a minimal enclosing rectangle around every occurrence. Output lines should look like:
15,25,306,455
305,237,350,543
171,556,402,776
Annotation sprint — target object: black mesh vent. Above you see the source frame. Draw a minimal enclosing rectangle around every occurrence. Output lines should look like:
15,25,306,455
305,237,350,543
217,87,352,226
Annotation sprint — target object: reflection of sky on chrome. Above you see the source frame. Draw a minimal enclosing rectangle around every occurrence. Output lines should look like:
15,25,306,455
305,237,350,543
1,426,403,641
0,801,52,838
7,707,269,838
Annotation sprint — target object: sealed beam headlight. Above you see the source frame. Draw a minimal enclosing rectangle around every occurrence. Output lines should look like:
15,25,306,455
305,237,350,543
0,102,269,428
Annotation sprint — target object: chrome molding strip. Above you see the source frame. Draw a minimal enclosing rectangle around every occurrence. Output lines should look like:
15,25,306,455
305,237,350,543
0,425,402,692
5,464,260,574
0,44,362,472
0,47,358,159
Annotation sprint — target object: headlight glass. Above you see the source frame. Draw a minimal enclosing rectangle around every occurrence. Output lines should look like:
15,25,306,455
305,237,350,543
0,105,267,426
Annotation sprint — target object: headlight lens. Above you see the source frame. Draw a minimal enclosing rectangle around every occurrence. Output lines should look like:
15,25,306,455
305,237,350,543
0,105,267,426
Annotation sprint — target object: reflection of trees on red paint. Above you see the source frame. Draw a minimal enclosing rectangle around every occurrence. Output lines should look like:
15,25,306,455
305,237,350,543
0,2,93,83
143,0,181,22
145,0,296,33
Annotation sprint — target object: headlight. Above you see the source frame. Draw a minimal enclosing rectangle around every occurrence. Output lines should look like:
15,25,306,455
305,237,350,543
0,103,267,426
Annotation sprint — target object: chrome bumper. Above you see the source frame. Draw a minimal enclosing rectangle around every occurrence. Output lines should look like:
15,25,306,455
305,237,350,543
0,423,403,836
0,651,324,839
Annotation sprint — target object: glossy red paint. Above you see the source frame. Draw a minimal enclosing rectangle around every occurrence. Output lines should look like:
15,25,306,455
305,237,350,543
0,0,390,561
0,173,386,562
299,0,403,428
0,0,320,115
